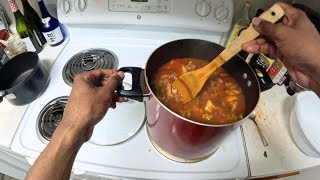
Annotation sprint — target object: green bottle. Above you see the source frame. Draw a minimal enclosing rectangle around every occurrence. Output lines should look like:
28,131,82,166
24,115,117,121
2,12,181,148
226,1,252,47
21,0,47,45
8,0,43,53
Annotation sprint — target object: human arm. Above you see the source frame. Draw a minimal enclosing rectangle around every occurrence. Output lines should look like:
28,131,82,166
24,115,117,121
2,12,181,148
242,2,320,95
25,69,124,180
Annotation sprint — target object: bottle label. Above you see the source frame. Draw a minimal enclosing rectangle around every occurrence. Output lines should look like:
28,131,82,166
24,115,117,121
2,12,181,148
0,49,9,65
21,37,36,52
8,0,19,13
267,59,288,84
43,27,63,45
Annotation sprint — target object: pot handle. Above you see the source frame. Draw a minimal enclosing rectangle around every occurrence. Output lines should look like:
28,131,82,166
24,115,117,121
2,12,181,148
251,64,275,92
117,67,147,102
0,92,7,103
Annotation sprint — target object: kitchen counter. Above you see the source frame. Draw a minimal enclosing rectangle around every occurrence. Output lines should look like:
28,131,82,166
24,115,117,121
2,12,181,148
0,39,68,149
242,85,320,177
0,101,27,149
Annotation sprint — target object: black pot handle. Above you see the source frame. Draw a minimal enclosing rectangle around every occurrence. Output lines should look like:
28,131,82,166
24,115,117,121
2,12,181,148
117,67,146,102
251,64,275,92
0,92,7,103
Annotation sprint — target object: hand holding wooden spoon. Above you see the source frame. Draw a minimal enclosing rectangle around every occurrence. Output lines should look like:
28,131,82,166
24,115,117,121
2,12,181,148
173,4,285,104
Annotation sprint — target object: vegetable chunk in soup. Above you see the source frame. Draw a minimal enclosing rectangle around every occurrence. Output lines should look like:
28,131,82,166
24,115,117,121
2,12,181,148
152,58,246,125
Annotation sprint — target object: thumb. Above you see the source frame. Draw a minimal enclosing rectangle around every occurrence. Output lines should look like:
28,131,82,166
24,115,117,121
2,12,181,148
252,17,284,41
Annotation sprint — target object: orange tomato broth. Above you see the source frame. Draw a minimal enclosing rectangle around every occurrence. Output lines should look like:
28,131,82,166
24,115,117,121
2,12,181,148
151,58,246,125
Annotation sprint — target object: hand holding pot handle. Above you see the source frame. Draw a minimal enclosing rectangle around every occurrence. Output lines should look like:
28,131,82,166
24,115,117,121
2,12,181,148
0,92,8,103
117,67,146,102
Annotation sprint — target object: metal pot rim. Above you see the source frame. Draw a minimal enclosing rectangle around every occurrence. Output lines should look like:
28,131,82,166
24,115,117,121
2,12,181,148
143,39,261,127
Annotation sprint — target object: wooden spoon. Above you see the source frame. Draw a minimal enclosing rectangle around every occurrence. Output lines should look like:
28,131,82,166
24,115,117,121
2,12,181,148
173,4,285,104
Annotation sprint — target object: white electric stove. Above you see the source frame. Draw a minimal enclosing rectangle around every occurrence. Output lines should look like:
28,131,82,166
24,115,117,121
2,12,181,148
11,0,250,179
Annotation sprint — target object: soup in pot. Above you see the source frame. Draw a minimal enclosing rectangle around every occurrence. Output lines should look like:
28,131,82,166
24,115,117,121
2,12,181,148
152,58,246,125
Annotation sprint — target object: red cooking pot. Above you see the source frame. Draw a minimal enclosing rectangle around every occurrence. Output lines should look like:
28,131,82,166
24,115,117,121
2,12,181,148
118,39,263,163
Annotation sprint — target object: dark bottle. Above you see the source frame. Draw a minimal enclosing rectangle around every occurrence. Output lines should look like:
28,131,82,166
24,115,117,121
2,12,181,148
226,1,252,46
38,0,65,46
21,0,47,45
8,0,43,53
239,9,265,63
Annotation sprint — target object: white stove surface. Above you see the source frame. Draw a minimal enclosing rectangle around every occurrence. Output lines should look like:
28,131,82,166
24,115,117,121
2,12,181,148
11,28,249,179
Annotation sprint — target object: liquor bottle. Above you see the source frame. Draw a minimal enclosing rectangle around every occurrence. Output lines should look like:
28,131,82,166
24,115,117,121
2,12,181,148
0,5,10,31
238,8,264,63
21,0,47,45
38,0,65,46
249,53,276,72
8,0,43,53
226,1,252,47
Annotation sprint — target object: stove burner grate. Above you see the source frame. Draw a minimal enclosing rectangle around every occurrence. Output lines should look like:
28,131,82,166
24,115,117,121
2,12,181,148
63,49,118,86
37,96,68,141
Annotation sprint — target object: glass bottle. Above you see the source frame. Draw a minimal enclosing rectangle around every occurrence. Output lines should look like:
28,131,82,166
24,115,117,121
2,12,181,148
8,0,43,53
38,0,65,46
0,5,10,31
21,0,47,45
226,1,252,47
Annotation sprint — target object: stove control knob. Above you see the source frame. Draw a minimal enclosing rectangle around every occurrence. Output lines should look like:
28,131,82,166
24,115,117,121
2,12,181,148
214,6,229,21
195,0,211,18
61,0,72,14
75,0,87,12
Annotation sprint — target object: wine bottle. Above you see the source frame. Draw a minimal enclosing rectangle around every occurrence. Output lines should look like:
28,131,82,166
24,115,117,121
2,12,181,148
21,0,47,45
8,0,43,53
38,0,65,46
226,1,252,47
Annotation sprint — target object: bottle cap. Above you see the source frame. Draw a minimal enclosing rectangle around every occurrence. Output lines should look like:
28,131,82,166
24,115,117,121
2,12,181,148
244,1,252,8
8,0,19,13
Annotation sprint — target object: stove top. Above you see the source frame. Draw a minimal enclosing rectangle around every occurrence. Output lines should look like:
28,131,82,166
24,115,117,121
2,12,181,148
62,49,118,86
37,96,68,141
10,0,251,178
11,28,249,179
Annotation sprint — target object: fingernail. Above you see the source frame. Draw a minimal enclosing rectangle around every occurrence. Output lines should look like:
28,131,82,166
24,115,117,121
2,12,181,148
252,17,261,26
117,71,125,79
